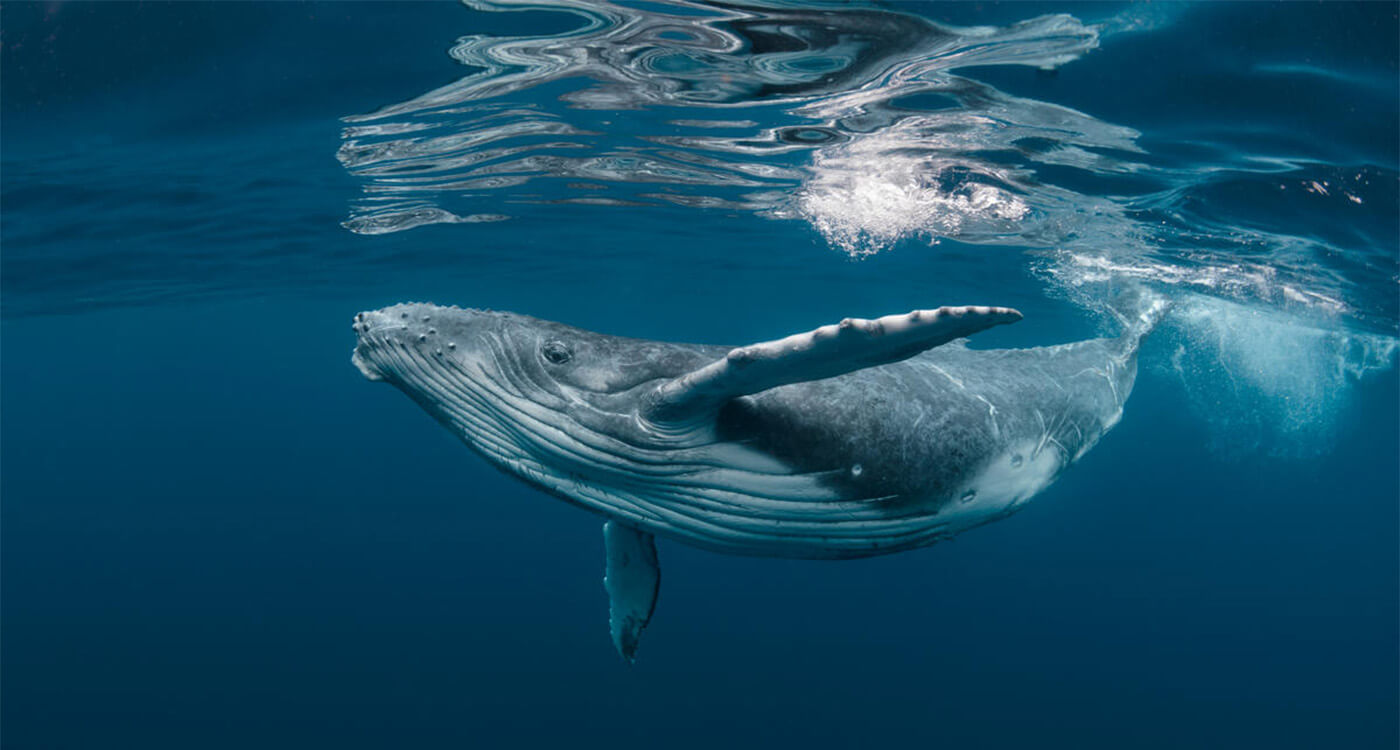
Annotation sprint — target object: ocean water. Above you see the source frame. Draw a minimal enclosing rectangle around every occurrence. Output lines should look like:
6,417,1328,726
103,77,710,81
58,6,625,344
2,1,1397,747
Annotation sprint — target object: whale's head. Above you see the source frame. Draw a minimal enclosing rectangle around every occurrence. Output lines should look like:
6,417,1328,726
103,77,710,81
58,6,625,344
352,303,721,484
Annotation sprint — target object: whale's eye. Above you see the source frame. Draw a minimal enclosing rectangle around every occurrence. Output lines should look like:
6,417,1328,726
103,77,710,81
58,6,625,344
541,340,573,365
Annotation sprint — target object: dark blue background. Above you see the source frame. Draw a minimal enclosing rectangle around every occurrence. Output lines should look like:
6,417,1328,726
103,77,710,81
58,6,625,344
3,3,1397,747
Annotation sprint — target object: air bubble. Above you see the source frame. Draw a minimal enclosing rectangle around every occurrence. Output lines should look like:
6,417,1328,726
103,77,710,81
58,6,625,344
1010,454,1024,468
959,490,977,504
849,463,863,479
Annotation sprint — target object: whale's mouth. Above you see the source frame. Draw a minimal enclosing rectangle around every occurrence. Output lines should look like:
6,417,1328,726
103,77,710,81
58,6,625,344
351,310,407,381
351,347,385,381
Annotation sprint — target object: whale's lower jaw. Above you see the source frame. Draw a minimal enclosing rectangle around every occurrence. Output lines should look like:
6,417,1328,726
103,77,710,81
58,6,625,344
481,439,1067,560
354,338,953,558
407,359,1073,559
412,374,1071,558
523,471,951,559
535,477,1053,560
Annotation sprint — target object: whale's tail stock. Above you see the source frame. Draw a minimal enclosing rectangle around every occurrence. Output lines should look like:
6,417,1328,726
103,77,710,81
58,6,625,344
1108,284,1171,356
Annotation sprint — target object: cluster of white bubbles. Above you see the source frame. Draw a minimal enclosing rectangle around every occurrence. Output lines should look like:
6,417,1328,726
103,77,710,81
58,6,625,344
1166,296,1397,458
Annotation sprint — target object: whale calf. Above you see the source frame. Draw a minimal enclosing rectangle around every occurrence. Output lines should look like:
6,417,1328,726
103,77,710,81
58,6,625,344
351,297,1164,659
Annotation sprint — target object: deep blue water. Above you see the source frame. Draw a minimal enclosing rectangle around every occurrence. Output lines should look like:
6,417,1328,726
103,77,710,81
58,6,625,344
2,2,1397,747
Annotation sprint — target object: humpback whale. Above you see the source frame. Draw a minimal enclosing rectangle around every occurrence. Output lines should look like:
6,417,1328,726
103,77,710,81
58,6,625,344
351,297,1165,659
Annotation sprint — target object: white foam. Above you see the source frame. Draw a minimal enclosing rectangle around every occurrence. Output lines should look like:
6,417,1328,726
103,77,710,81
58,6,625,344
1047,251,1351,317
341,204,509,234
797,128,1029,257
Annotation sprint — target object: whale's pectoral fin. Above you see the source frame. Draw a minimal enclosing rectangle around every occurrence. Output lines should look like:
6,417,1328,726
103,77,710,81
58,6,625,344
646,305,1022,421
603,521,660,662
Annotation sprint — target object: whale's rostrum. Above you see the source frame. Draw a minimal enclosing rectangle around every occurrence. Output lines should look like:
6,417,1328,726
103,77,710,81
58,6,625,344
351,296,1165,659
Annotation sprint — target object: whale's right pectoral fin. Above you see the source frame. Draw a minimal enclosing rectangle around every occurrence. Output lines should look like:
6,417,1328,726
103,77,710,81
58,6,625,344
645,305,1022,422
604,521,659,663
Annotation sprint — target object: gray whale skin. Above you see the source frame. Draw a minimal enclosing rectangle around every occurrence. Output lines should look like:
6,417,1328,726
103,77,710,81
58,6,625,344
351,298,1164,660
